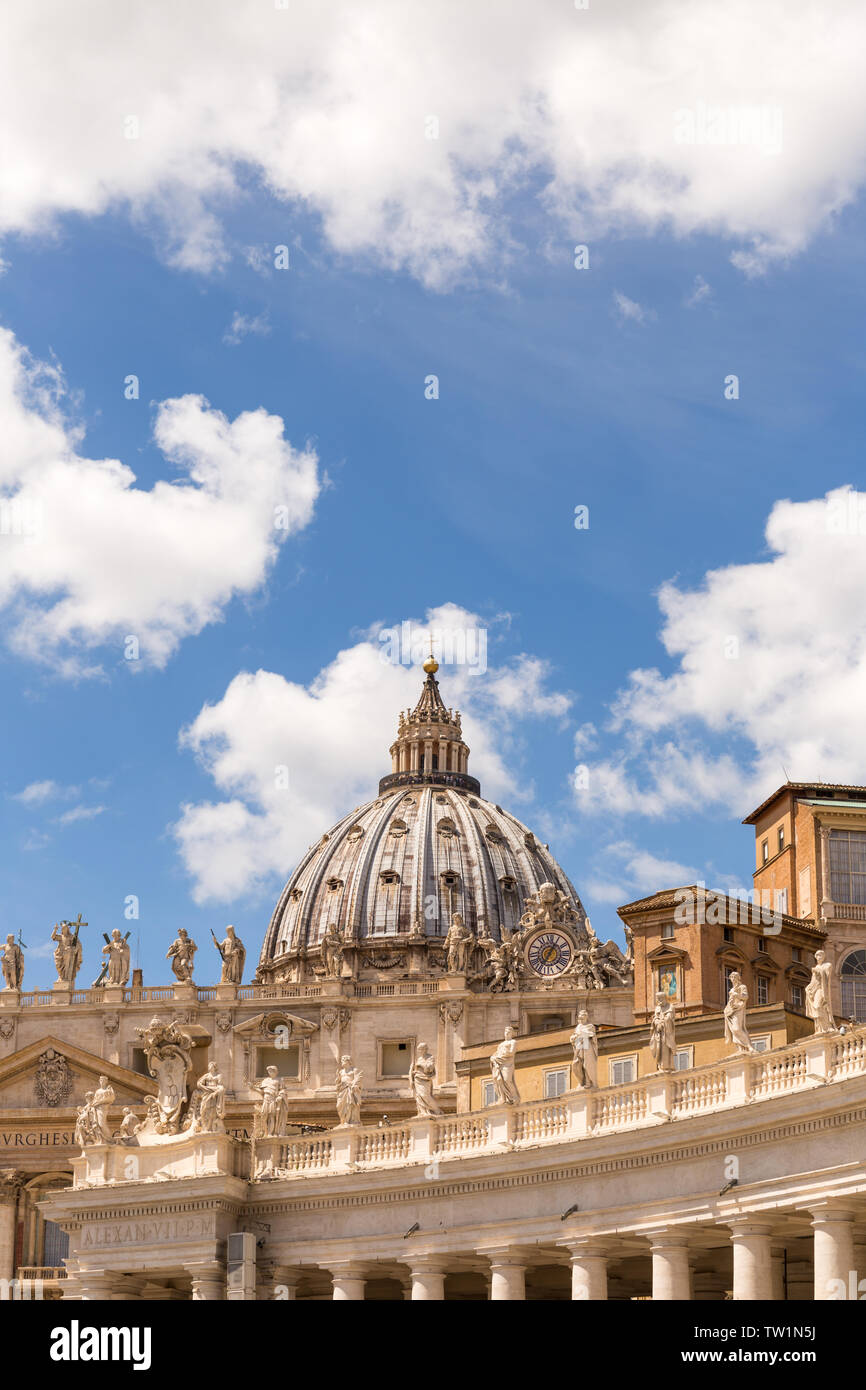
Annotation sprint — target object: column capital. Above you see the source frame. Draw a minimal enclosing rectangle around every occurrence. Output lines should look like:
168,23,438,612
405,1253,450,1273
478,1244,530,1268
0,1169,24,1203
807,1203,858,1226
327,1260,370,1277
726,1217,776,1238
644,1227,696,1250
558,1236,612,1259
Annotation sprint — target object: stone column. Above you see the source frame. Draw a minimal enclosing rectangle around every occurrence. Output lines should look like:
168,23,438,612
649,1232,693,1300
485,1249,527,1300
729,1220,774,1300
810,1206,856,1300
330,1262,367,1300
78,1270,125,1300
271,1266,301,1300
561,1239,609,1301
771,1245,786,1301
187,1260,226,1300
0,1171,22,1284
408,1256,448,1301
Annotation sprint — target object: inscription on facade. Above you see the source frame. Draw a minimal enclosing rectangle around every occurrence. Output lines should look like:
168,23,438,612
0,1130,74,1147
81,1215,214,1248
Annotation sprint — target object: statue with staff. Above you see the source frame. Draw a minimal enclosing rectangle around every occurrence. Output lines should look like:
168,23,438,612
211,924,246,985
51,914,85,988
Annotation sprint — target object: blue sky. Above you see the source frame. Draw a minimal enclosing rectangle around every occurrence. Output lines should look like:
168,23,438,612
1,1,865,986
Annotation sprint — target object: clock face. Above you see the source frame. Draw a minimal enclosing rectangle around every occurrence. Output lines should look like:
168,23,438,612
526,930,573,978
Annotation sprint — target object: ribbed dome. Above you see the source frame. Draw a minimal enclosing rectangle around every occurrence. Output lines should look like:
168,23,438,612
258,783,588,973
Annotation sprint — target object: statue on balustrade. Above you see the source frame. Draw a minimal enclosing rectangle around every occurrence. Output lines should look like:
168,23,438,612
51,919,83,988
650,992,677,1072
166,928,197,983
570,1010,598,1088
74,1092,99,1147
212,924,246,985
320,924,344,979
134,1016,193,1133
445,912,472,973
102,928,131,986
409,1043,442,1117
724,972,756,1055
183,1061,226,1134
253,1065,290,1137
806,949,836,1034
0,933,24,991
335,1055,363,1126
489,1026,521,1105
91,1075,116,1142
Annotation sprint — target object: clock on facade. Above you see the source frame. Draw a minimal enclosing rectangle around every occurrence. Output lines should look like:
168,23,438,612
525,930,574,979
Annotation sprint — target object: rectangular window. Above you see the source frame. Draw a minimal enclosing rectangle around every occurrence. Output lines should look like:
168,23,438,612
544,1068,568,1099
255,1044,300,1079
762,840,769,864
791,984,804,1011
798,866,812,917
661,921,674,939
778,826,785,852
723,926,734,942
756,976,770,1006
483,1080,497,1107
752,1035,771,1053
723,965,736,997
829,829,866,905
775,888,788,915
674,1048,693,1071
791,946,801,962
609,1056,636,1086
379,1040,412,1078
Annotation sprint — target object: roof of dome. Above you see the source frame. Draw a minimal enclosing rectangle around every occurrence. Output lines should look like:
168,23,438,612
257,667,589,978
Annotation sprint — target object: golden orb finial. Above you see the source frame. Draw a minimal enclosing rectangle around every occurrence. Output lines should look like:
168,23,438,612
423,653,439,675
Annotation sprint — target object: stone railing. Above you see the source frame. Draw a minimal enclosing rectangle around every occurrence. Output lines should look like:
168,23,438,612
251,1025,866,1181
4,978,448,1007
17,1266,67,1281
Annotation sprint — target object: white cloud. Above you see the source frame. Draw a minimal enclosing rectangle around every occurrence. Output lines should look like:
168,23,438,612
613,291,651,324
12,779,78,804
0,327,320,675
222,311,271,346
577,486,866,818
57,804,106,825
173,604,571,903
1,2,865,286
685,274,712,306
586,840,698,905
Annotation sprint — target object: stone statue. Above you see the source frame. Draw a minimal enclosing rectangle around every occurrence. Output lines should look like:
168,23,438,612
519,881,580,937
102,928,131,986
0,934,24,990
74,1092,98,1148
478,937,511,992
134,1016,193,1133
335,1055,363,1126
570,1010,598,1089
117,1108,141,1141
212,924,246,985
253,1065,290,1138
183,1062,225,1134
623,923,635,964
91,1075,116,1142
166,928,197,983
445,912,472,973
806,949,835,1034
724,972,756,1055
409,1043,442,1117
489,1026,521,1105
320,924,344,979
51,920,84,988
650,992,677,1072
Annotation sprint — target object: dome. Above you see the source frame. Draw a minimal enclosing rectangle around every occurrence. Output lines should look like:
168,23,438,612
257,666,591,982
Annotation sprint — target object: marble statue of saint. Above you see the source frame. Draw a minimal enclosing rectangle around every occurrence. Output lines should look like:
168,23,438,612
570,1010,598,1089
253,1065,290,1138
117,1108,141,1141
409,1043,442,1117
650,992,677,1072
806,949,835,1034
213,924,246,985
445,912,472,973
74,1092,98,1148
335,1055,363,1126
166,928,197,982
724,972,756,1055
102,928,131,986
0,934,24,991
489,1026,521,1105
184,1062,226,1134
51,921,83,988
623,923,635,964
320,924,344,979
91,1076,116,1143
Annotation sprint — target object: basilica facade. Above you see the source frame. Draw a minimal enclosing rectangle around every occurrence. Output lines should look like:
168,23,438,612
3,664,866,1301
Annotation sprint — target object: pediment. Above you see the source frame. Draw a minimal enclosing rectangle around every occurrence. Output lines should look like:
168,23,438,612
0,1035,156,1113
233,1010,318,1039
646,944,689,962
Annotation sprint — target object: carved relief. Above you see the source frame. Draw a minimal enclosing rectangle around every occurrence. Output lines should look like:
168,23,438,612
103,1013,120,1035
34,1048,72,1107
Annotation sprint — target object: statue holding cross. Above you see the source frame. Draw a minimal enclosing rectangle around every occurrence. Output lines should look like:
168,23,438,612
51,914,86,988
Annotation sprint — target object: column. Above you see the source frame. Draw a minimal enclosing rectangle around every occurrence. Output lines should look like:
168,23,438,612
330,1262,367,1300
271,1266,301,1300
407,1256,447,1301
78,1270,126,1300
485,1248,527,1300
561,1239,609,1301
771,1245,786,1301
0,1172,21,1284
729,1220,774,1300
187,1260,226,1300
810,1206,856,1300
649,1232,693,1301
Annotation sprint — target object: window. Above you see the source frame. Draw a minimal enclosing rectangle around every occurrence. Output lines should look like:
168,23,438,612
775,888,788,915
379,1040,412,1078
661,921,674,939
762,840,769,864
791,946,801,962
528,1014,566,1034
42,1220,69,1269
483,1080,497,1107
609,1056,636,1086
829,829,866,905
752,1035,771,1053
791,984,804,1011
130,1047,150,1077
723,965,736,997
674,1048,693,1071
841,950,866,1021
544,1068,568,1098
255,1045,300,1079
756,976,770,1006
778,826,785,852
723,926,734,942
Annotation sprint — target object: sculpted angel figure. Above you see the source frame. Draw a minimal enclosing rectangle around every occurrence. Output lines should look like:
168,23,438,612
166,928,197,982
478,937,510,992
409,1043,442,1117
52,920,83,987
489,1026,520,1105
335,1055,363,1126
253,1065,290,1138
570,1010,598,1089
650,992,677,1072
103,928,131,986
805,949,835,1034
0,934,24,990
724,971,756,1055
